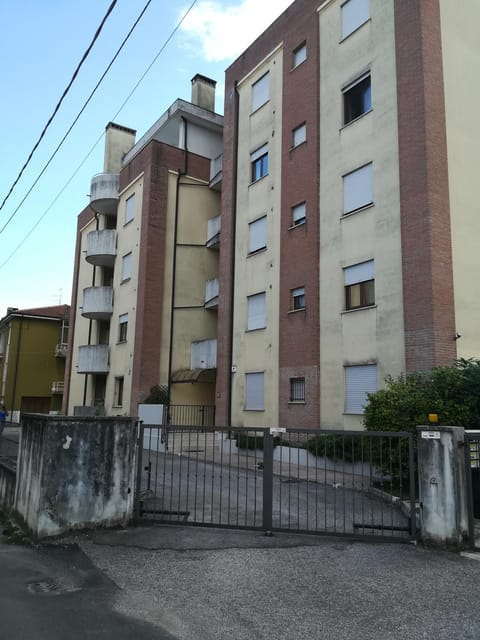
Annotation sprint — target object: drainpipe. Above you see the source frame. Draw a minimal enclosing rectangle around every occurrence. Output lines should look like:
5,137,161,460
1,323,12,403
167,118,189,394
228,81,240,427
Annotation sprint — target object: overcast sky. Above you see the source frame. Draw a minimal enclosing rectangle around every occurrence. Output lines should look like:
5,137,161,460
0,0,292,314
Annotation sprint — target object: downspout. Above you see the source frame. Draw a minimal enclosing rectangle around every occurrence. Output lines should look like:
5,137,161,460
82,210,99,406
1,323,12,402
228,81,240,426
167,117,189,395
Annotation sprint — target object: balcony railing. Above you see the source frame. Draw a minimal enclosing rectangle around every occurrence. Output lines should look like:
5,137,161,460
77,345,110,374
86,229,117,267
51,381,65,394
205,278,219,309
206,214,220,249
90,173,119,216
55,343,68,358
81,286,113,320
209,154,222,191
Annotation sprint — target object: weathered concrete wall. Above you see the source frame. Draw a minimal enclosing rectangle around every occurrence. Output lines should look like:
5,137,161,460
417,426,469,548
0,462,16,513
14,414,137,539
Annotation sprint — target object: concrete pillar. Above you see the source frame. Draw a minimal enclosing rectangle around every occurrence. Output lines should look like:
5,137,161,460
417,425,469,548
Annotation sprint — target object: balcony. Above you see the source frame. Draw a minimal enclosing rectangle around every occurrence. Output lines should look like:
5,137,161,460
77,345,110,374
81,286,113,320
206,214,220,249
86,229,117,267
205,278,219,309
55,343,68,358
51,381,64,395
209,154,222,191
191,338,217,369
90,173,119,216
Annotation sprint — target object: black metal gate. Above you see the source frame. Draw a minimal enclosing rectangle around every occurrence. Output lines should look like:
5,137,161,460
135,425,417,541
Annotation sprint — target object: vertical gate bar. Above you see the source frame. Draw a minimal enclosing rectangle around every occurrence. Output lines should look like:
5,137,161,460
254,437,258,526
152,426,160,517
235,433,241,527
464,434,476,548
169,428,176,514
342,435,346,534
227,433,232,525
135,421,144,520
323,435,327,532
160,428,168,517
202,430,207,523
185,429,191,519
333,436,337,533
210,430,216,524
177,428,184,518
263,430,274,532
305,432,309,531
193,430,200,522
351,435,356,535
219,430,224,524
297,435,300,531
409,432,416,539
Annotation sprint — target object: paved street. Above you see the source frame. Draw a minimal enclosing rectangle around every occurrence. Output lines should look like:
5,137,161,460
69,525,480,640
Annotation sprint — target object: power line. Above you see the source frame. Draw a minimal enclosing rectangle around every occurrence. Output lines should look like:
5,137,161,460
0,0,199,270
0,0,153,237
0,0,118,214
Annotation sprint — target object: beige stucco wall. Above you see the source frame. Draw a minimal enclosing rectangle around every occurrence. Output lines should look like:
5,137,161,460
319,0,404,429
231,46,283,428
439,0,480,360
162,172,220,406
104,175,143,415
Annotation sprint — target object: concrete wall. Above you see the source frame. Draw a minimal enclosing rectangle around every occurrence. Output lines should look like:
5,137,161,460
14,415,137,539
417,426,469,549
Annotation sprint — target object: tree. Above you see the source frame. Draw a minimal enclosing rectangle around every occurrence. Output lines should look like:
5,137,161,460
363,359,480,434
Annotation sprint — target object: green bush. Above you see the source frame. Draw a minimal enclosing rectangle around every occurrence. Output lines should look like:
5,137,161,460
304,434,365,463
234,433,285,450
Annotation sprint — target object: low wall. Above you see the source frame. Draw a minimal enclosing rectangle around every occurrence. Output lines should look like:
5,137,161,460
14,414,137,539
0,461,16,513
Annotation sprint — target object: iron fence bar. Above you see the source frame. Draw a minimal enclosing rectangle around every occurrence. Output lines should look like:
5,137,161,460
408,433,416,539
263,431,273,533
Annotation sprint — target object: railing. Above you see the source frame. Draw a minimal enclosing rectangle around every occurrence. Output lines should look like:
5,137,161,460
55,343,68,358
51,381,65,394
165,404,215,427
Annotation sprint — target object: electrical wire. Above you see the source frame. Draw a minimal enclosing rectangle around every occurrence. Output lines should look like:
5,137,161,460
0,0,199,269
0,0,118,214
0,0,153,237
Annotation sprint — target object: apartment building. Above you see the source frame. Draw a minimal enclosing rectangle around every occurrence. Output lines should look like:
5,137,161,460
216,0,480,430
0,305,70,422
64,75,223,416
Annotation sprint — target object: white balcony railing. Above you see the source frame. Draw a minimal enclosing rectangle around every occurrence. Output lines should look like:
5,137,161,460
55,343,68,358
206,215,220,248
205,278,219,309
191,339,217,369
209,154,222,191
81,286,113,320
51,381,65,394
77,345,110,374
86,229,117,267
90,173,119,216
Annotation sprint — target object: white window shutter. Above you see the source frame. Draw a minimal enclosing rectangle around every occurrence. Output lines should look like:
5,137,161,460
246,372,265,410
247,293,266,330
343,163,373,213
344,260,374,285
345,364,377,413
249,217,267,253
342,0,370,39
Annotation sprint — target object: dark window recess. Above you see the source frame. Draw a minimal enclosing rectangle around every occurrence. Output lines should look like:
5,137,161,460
345,279,375,310
344,76,371,124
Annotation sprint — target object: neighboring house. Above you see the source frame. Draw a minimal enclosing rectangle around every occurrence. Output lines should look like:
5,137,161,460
64,75,223,417
0,305,70,422
215,0,480,429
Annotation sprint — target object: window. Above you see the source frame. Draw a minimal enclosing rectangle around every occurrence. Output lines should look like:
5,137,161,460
251,144,268,182
341,0,369,39
290,377,305,402
118,313,128,342
292,123,306,148
291,286,305,311
121,252,132,281
345,364,376,414
343,163,373,214
344,260,375,310
292,202,306,226
293,43,307,68
247,292,266,330
249,216,267,253
343,74,371,124
114,376,124,407
252,73,269,112
125,194,135,224
245,372,264,410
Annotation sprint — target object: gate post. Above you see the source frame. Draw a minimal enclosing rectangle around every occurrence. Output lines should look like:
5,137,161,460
417,426,469,548
134,421,144,521
263,430,274,534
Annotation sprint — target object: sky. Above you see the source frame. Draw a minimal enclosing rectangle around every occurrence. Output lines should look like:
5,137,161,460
0,0,293,315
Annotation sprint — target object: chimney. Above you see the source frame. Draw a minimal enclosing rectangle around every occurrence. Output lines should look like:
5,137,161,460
191,74,216,112
103,122,136,173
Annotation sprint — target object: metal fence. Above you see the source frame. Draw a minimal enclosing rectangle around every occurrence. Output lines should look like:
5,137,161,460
165,405,215,427
464,430,480,549
136,426,416,541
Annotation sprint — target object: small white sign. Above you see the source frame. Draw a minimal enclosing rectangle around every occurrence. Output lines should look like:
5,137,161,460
421,431,441,440
270,427,286,434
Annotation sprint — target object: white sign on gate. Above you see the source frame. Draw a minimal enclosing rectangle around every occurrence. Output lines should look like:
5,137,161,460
138,404,166,452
